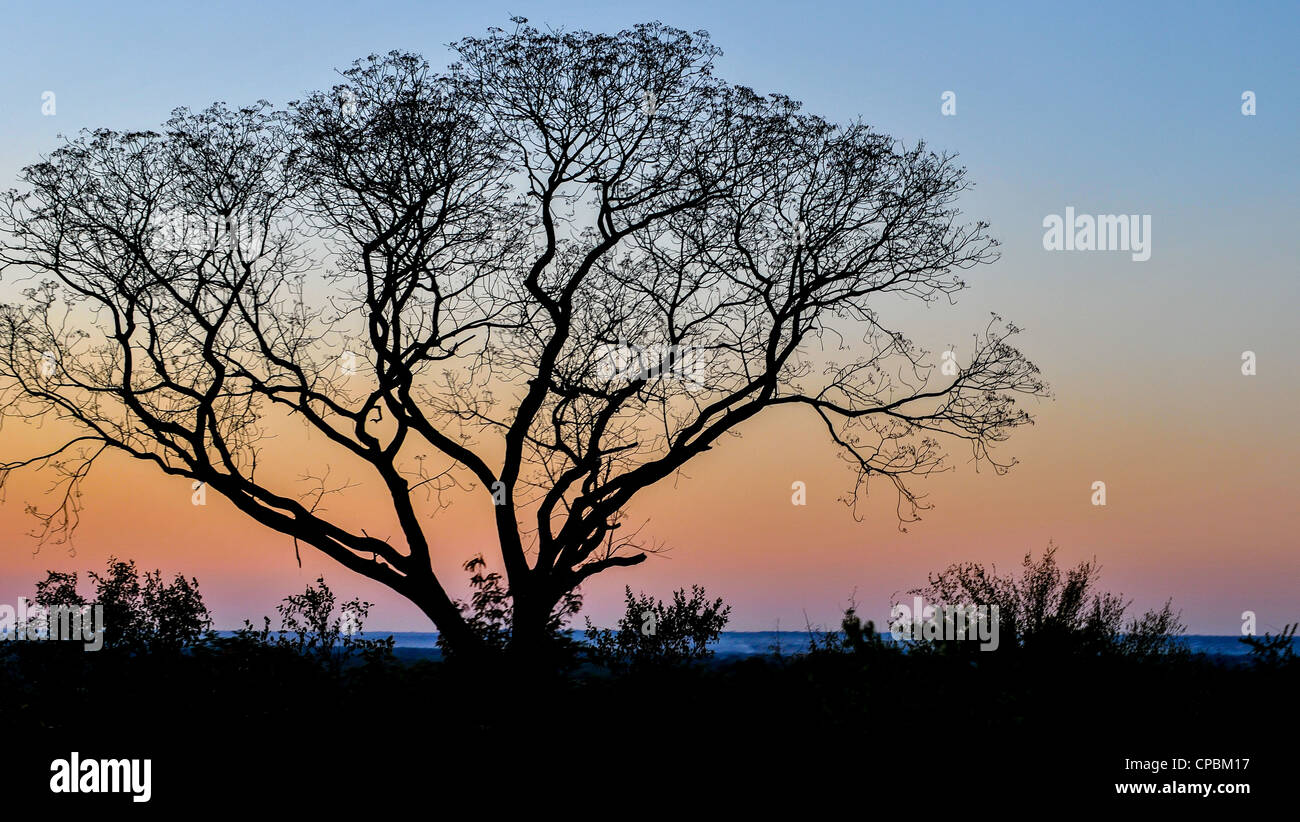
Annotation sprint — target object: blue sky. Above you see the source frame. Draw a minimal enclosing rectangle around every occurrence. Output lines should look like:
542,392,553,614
4,1,1296,322
4,1,1296,179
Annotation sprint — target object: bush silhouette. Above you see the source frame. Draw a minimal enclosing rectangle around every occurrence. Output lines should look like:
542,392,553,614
1241,623,1297,669
32,558,211,653
902,543,1187,658
584,585,730,672
231,576,394,673
809,597,900,660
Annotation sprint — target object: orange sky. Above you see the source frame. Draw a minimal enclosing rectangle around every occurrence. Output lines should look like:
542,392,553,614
2,298,1295,636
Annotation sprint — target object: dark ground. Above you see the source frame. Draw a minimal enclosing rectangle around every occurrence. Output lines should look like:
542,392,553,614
5,645,1294,812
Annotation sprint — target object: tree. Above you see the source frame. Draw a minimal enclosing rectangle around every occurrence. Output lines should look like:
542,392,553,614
0,20,1046,661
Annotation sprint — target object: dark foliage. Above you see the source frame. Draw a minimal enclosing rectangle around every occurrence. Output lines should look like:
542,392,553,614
583,584,731,671
903,543,1188,658
437,555,583,667
2,561,1296,808
1241,622,1298,669
225,575,395,674
32,557,212,653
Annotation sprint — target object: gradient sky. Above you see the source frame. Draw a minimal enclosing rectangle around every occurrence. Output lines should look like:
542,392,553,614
1,0,1296,634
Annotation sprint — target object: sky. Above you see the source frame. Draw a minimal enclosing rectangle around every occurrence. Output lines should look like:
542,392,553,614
0,0,1296,635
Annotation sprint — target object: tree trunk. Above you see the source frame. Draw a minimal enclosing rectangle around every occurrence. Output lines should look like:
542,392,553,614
414,592,485,660
508,582,559,671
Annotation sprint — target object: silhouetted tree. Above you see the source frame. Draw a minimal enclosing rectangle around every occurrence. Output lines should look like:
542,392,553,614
0,20,1046,660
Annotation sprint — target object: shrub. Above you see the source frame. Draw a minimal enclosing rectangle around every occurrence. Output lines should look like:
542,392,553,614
584,585,731,672
903,543,1187,658
233,576,394,673
32,558,212,653
809,597,899,659
1241,623,1297,669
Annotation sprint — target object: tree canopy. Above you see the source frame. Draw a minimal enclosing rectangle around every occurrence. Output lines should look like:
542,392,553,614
0,21,1047,657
